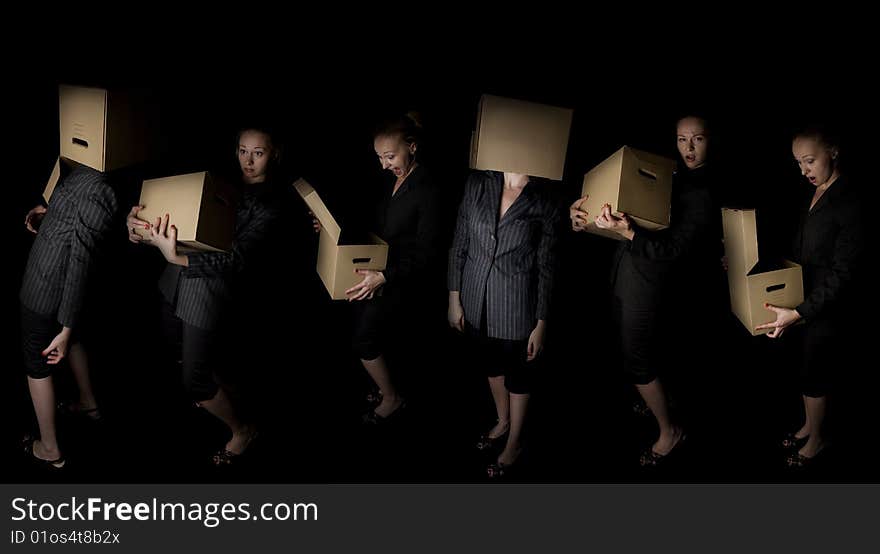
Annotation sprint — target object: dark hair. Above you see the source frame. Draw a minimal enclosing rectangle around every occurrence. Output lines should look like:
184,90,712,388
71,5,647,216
793,123,841,152
373,112,423,145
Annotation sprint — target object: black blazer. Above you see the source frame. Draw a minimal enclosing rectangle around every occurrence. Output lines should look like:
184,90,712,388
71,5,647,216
448,171,561,340
791,176,864,321
373,164,444,293
611,166,717,308
20,165,119,329
159,180,284,330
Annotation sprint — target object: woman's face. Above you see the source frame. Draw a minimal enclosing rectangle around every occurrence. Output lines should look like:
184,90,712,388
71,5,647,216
374,133,416,177
676,117,709,169
792,136,838,188
238,130,274,184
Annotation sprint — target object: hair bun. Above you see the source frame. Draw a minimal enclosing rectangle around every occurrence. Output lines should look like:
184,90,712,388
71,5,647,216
374,112,423,144
405,111,423,129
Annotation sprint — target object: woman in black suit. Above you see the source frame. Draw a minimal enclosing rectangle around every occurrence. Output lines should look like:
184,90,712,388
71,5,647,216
127,125,284,465
448,169,561,477
756,127,863,467
345,114,444,424
570,116,719,466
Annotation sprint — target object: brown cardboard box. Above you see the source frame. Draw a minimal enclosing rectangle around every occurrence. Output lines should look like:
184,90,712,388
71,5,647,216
42,157,63,203
42,157,82,203
59,85,159,172
293,178,389,300
722,208,804,336
469,94,573,180
136,171,236,253
578,146,676,240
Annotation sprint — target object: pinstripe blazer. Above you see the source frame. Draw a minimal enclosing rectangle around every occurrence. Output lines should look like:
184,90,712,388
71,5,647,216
158,180,283,330
448,171,561,340
20,165,119,328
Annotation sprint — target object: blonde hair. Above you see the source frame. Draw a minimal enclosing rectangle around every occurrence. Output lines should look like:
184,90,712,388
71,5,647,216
374,111,423,146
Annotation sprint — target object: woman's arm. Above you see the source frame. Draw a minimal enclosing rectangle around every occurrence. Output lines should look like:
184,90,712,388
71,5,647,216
447,175,476,293
184,203,281,279
796,198,864,320
628,187,714,262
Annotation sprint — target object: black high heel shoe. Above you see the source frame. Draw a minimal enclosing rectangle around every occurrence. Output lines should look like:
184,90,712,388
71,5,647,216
786,440,830,469
639,430,688,467
781,432,810,450
487,448,522,479
57,401,102,422
212,429,260,467
362,400,407,426
365,389,383,406
476,421,510,451
22,436,66,471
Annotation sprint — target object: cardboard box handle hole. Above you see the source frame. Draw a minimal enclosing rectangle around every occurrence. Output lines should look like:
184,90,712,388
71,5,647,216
637,168,658,181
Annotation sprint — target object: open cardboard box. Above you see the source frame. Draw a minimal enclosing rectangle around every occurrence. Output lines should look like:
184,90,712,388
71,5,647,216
294,178,388,300
722,207,804,335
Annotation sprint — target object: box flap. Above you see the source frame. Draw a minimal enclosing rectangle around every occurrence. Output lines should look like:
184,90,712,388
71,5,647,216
721,207,759,275
469,97,483,169
293,178,341,245
42,157,62,203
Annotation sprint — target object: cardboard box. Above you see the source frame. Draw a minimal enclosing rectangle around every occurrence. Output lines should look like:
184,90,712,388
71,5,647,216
293,178,388,300
136,171,236,253
42,157,63,203
59,85,159,172
578,146,676,240
42,157,84,203
469,94,573,180
722,208,804,336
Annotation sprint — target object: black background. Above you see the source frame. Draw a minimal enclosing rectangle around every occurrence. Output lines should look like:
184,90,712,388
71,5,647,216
3,45,877,484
